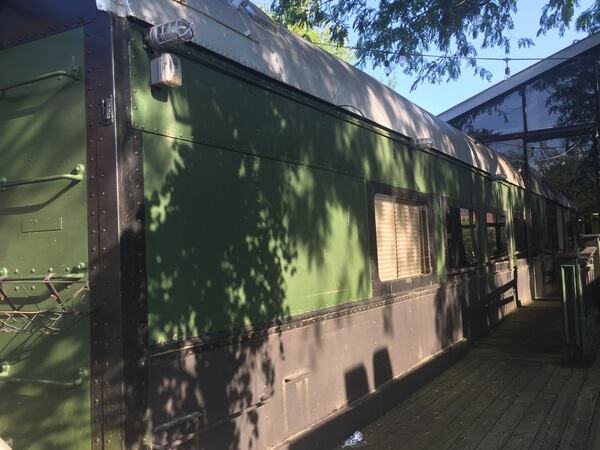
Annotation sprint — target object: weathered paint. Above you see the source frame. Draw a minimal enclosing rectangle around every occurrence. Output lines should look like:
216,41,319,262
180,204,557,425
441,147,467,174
0,13,579,450
0,28,91,449
143,133,371,343
129,31,538,344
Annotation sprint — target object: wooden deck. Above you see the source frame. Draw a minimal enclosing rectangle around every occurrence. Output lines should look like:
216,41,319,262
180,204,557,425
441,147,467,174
338,300,600,449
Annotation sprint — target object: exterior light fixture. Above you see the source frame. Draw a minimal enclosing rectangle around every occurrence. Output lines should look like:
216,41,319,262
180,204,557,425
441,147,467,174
150,53,183,88
412,138,436,150
145,20,194,51
488,174,508,181
145,20,194,88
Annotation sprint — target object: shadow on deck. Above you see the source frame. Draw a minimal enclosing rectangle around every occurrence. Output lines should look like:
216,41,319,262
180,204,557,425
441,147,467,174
334,300,600,449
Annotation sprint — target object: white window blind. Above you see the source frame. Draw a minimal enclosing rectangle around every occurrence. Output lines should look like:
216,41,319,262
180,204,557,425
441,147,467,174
374,194,431,281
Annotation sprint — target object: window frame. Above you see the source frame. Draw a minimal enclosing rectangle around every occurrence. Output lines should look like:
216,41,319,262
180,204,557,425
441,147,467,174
445,203,480,273
512,208,529,259
485,209,509,262
367,182,437,297
544,203,560,253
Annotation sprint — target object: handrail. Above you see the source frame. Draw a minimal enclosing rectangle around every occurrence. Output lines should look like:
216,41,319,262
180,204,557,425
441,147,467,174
0,369,86,388
0,164,85,189
0,67,80,97
0,272,85,283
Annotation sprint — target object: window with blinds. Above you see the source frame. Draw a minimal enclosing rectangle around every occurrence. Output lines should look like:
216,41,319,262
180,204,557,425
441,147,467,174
374,194,431,281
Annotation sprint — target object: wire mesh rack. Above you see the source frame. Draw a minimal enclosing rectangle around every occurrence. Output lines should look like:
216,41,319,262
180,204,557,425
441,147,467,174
0,273,88,335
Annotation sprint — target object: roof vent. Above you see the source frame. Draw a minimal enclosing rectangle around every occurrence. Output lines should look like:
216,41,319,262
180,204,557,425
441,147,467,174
412,138,436,150
229,0,279,32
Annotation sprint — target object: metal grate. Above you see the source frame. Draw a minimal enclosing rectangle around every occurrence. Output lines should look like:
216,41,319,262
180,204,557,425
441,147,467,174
0,273,88,334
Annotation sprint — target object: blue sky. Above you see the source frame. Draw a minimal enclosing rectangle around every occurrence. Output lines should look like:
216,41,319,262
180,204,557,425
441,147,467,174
358,0,593,115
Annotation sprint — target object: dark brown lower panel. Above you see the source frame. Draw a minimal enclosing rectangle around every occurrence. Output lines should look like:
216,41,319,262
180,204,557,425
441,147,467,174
148,284,466,450
146,264,537,450
277,339,469,450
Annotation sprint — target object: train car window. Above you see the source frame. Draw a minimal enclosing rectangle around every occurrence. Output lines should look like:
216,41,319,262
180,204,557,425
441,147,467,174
374,194,431,281
545,205,559,252
486,212,508,259
565,212,575,251
513,210,528,258
531,197,544,256
446,207,478,269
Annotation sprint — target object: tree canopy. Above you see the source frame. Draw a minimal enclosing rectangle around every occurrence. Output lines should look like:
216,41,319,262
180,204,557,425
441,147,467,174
269,0,600,89
287,23,356,63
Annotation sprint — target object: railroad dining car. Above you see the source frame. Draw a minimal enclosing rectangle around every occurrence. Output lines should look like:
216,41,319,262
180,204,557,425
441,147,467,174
0,1,577,449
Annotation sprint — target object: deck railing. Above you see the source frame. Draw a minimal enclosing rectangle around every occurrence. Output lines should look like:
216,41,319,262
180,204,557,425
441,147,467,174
558,235,600,362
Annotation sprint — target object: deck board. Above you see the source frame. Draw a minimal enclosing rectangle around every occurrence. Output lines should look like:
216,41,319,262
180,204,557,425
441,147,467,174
528,369,587,449
448,363,540,449
397,360,520,449
475,364,556,449
335,300,600,450
558,367,600,448
502,366,572,450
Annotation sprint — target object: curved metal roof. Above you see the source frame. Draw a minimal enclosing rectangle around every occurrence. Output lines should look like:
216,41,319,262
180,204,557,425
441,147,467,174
96,0,575,208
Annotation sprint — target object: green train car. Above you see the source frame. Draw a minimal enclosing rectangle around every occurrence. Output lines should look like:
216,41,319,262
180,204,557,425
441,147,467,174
0,1,577,449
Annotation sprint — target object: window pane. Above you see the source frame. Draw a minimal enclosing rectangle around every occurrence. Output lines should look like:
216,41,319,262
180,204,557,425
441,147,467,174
374,194,431,281
487,212,507,259
486,139,525,171
565,211,575,251
526,136,595,213
395,202,424,278
525,59,595,131
531,197,544,256
450,90,523,137
546,205,559,252
513,210,528,258
446,207,478,270
461,209,478,266
374,195,399,281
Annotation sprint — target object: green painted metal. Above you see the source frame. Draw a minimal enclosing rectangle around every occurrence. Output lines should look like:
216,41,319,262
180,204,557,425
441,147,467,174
0,163,85,188
0,67,80,97
561,264,580,348
0,28,91,449
143,133,371,343
129,35,502,206
129,32,567,343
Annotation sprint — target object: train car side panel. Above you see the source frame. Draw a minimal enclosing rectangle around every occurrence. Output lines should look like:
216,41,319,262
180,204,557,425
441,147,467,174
0,28,92,450
143,133,372,343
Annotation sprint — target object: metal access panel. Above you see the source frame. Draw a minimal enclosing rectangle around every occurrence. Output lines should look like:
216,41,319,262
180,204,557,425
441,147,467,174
0,28,91,449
